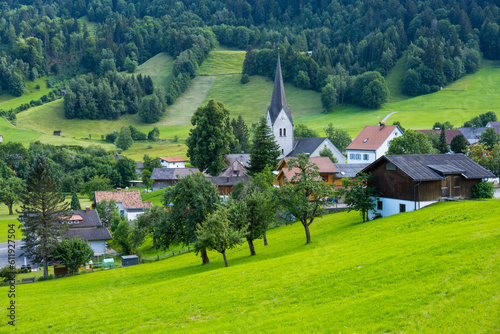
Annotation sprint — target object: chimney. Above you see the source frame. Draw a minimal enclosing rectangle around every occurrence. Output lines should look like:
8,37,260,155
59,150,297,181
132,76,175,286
379,122,385,130
117,188,121,194
86,207,90,213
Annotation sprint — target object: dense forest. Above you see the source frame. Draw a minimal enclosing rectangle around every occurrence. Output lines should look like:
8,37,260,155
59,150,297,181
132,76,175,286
1,0,500,119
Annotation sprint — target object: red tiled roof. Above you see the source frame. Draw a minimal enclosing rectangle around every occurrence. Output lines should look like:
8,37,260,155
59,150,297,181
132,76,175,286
95,190,152,209
346,125,399,151
278,157,338,182
160,157,188,163
418,129,470,145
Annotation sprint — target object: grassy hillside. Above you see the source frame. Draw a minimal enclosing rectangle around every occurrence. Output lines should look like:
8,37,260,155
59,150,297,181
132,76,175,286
0,117,41,145
2,200,499,333
0,77,53,111
128,52,174,89
197,50,246,75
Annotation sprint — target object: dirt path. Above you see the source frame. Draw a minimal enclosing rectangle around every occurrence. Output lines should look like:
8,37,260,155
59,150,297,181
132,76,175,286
160,76,217,126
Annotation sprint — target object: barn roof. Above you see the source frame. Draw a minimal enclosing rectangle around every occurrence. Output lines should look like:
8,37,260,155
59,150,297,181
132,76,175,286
95,190,152,209
151,168,200,181
362,154,495,181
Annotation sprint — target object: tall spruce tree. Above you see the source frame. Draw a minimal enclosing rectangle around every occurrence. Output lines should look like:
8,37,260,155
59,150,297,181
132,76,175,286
70,192,81,210
20,154,71,279
438,128,449,153
186,99,235,176
248,117,281,175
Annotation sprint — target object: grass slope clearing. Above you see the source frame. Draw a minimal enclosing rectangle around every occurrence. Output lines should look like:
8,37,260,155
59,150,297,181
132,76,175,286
127,52,174,89
0,77,53,111
203,74,322,123
2,200,499,333
197,50,246,75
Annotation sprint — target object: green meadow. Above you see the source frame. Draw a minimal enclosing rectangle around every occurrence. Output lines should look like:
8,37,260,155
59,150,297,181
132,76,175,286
197,50,246,75
1,200,498,332
126,52,174,89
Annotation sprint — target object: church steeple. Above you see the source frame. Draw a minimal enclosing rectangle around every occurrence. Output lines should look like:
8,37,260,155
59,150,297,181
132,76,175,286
268,52,293,126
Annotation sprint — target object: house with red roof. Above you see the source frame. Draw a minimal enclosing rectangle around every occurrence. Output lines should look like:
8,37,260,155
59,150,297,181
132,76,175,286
159,157,188,168
346,123,403,164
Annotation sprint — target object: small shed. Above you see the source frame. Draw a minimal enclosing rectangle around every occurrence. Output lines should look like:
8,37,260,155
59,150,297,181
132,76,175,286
0,134,3,143
53,130,62,136
121,255,139,266
54,264,68,277
103,258,115,269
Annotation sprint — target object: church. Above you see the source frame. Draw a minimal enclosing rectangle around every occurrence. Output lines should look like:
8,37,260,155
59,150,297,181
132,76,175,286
266,54,346,163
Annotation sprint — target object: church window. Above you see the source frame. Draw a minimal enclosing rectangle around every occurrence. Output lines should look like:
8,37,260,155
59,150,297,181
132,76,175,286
281,149,284,155
283,128,286,136
279,128,282,137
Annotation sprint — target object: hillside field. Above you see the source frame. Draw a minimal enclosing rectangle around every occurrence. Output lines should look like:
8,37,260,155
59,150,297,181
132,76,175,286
3,53,500,157
1,200,499,333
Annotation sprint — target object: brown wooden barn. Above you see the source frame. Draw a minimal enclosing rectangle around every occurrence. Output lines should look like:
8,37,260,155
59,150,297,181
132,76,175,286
361,154,495,218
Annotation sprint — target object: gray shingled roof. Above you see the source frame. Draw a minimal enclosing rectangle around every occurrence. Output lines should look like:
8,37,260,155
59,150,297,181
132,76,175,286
362,154,495,181
458,127,486,144
65,228,112,241
208,175,249,186
287,137,325,157
224,153,251,168
268,53,293,126
151,167,200,180
335,163,370,178
69,209,102,228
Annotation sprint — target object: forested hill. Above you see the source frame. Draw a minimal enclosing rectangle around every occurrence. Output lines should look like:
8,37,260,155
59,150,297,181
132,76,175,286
1,1,500,120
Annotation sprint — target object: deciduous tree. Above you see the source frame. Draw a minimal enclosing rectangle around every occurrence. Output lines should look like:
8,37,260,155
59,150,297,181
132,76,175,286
186,99,234,176
54,237,94,274
0,176,24,215
388,130,436,155
341,173,379,222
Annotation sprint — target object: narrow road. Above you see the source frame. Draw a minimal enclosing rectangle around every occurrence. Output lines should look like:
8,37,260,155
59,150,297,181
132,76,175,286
381,111,399,123
0,240,33,269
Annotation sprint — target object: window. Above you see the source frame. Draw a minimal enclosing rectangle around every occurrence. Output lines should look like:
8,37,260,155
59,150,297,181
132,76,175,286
281,149,284,155
350,153,355,159
322,175,328,182
399,204,406,213
279,128,282,137
377,200,383,210
363,154,369,160
283,128,286,136
363,138,369,143
356,154,361,160
386,162,396,170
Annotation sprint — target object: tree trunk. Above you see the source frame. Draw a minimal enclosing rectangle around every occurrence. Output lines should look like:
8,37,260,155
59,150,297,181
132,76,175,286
43,255,49,279
201,248,209,265
247,238,256,256
303,222,311,244
263,230,268,246
8,204,13,215
222,250,229,267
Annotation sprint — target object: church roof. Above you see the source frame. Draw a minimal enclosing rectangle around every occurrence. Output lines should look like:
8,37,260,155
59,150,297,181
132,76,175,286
287,137,327,157
268,53,293,126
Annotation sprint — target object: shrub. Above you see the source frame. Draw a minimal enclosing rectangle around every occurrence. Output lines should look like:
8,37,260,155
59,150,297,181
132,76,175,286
471,182,494,199
240,74,250,84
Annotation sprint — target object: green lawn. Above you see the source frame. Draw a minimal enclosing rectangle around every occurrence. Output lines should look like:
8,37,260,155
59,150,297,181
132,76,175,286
140,188,166,205
0,117,42,145
2,200,499,332
0,204,21,243
197,51,246,75
385,56,409,103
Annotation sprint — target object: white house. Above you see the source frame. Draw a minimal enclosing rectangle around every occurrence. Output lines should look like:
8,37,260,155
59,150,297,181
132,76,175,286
159,157,188,168
95,190,152,221
345,123,403,164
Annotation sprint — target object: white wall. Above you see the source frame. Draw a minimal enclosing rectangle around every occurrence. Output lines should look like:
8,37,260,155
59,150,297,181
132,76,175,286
160,161,186,168
268,109,293,158
125,210,145,221
375,127,403,159
347,150,375,164
368,197,437,219
89,241,106,256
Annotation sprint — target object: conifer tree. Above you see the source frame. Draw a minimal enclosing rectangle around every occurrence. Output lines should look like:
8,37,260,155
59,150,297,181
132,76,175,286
248,117,280,175
70,192,81,210
20,154,71,279
438,128,449,153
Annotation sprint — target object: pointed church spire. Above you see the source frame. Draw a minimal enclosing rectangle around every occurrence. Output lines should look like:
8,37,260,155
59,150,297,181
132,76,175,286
268,51,293,126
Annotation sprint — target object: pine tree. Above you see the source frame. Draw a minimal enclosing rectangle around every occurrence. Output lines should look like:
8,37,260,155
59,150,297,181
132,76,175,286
438,128,449,153
20,154,71,279
70,192,81,210
248,117,280,175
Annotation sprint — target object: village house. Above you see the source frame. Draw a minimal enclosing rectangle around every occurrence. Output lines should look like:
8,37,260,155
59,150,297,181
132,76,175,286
95,190,152,220
362,154,495,219
418,129,470,148
63,207,112,256
159,157,188,168
346,123,403,164
150,167,200,191
275,156,339,187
